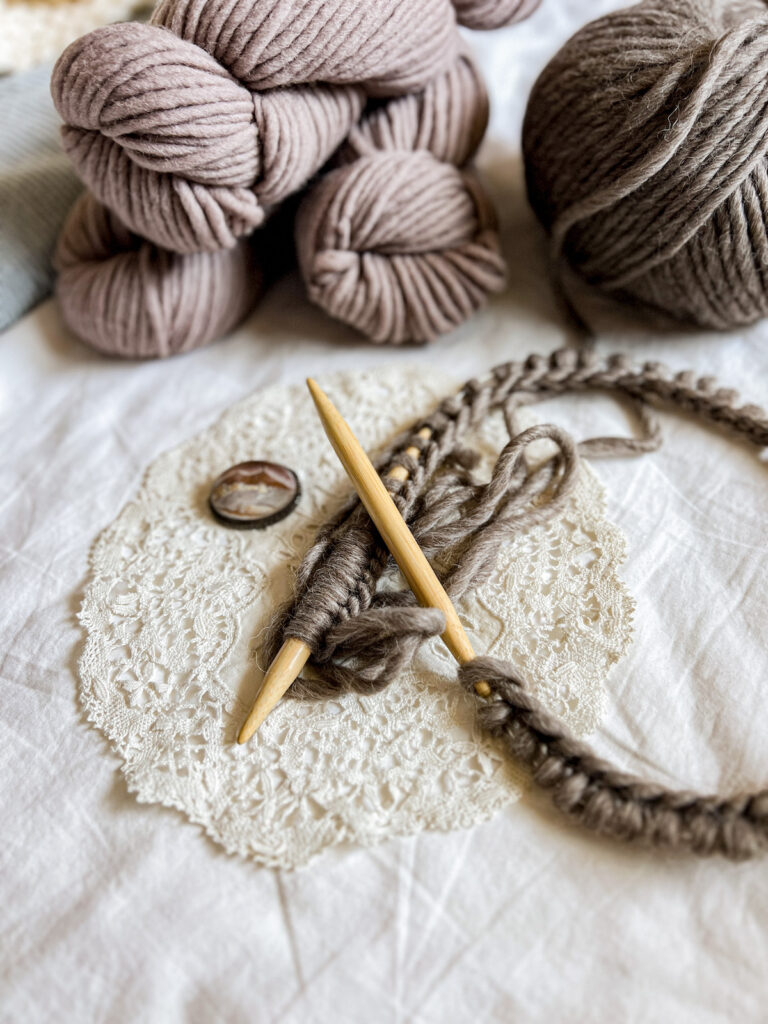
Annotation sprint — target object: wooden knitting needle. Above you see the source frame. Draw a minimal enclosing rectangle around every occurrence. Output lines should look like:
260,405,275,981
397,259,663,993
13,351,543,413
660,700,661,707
237,420,434,744
306,379,491,694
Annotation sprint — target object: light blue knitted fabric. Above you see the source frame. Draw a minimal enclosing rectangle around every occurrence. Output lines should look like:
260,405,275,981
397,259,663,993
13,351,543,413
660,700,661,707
0,64,82,332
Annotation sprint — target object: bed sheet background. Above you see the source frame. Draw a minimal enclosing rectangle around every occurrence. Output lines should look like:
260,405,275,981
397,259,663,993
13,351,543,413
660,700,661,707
2,2,768,1020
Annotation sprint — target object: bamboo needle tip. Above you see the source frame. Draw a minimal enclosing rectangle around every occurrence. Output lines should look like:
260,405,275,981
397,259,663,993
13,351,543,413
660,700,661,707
236,638,312,744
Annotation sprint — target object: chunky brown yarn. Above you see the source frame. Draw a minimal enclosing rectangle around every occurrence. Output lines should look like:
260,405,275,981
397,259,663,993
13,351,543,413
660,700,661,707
296,51,507,343
265,348,768,858
523,0,768,330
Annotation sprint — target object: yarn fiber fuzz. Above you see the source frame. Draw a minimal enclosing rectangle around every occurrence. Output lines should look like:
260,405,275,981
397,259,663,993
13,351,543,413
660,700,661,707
523,0,768,330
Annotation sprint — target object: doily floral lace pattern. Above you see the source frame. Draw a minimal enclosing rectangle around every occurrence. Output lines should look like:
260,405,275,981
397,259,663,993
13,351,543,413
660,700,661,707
78,366,635,868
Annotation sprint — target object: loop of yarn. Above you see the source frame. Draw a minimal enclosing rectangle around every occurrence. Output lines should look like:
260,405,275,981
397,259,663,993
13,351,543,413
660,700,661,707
55,193,260,358
296,52,506,343
522,0,768,329
268,347,768,859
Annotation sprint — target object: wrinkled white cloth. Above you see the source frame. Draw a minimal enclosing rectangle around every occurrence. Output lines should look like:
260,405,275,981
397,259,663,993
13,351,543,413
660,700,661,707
2,2,768,1021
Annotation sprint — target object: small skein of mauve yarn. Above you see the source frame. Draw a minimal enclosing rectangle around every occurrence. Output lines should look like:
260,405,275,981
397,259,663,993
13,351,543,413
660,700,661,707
522,0,768,330
296,52,506,344
56,193,260,358
452,0,541,29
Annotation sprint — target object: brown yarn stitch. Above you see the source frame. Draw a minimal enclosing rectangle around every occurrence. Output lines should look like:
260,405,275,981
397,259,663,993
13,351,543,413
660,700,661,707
265,348,768,859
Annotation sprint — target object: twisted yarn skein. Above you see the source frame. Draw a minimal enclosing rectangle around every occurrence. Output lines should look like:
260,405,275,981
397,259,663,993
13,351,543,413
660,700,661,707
50,0,466,253
295,51,507,343
51,0,538,356
265,348,768,859
523,0,768,329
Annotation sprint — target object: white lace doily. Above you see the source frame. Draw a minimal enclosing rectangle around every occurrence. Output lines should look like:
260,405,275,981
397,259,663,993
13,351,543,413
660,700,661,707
78,365,635,869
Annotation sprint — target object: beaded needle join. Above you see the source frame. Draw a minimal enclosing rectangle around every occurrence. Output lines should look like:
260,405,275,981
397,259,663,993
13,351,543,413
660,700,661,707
236,380,490,745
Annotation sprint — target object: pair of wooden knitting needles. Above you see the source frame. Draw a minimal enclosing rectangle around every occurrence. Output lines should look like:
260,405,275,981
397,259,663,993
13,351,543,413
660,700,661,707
237,379,490,744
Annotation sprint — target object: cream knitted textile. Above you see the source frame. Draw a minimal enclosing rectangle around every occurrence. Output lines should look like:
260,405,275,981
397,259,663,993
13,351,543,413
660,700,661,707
77,366,635,867
0,0,148,73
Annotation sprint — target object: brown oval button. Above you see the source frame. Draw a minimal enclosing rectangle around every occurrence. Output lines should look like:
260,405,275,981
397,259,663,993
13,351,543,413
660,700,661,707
209,461,300,529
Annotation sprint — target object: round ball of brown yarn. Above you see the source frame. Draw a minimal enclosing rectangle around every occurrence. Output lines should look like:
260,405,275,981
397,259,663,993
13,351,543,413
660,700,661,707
522,0,768,330
296,52,506,343
56,193,260,358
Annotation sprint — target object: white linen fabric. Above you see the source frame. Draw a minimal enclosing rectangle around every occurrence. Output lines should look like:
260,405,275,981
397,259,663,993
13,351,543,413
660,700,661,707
2,2,768,1020
78,366,633,868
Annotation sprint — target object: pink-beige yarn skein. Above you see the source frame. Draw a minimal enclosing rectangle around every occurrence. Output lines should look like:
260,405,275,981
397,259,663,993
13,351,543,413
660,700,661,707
55,193,260,358
296,51,507,344
50,0,465,254
523,0,768,329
